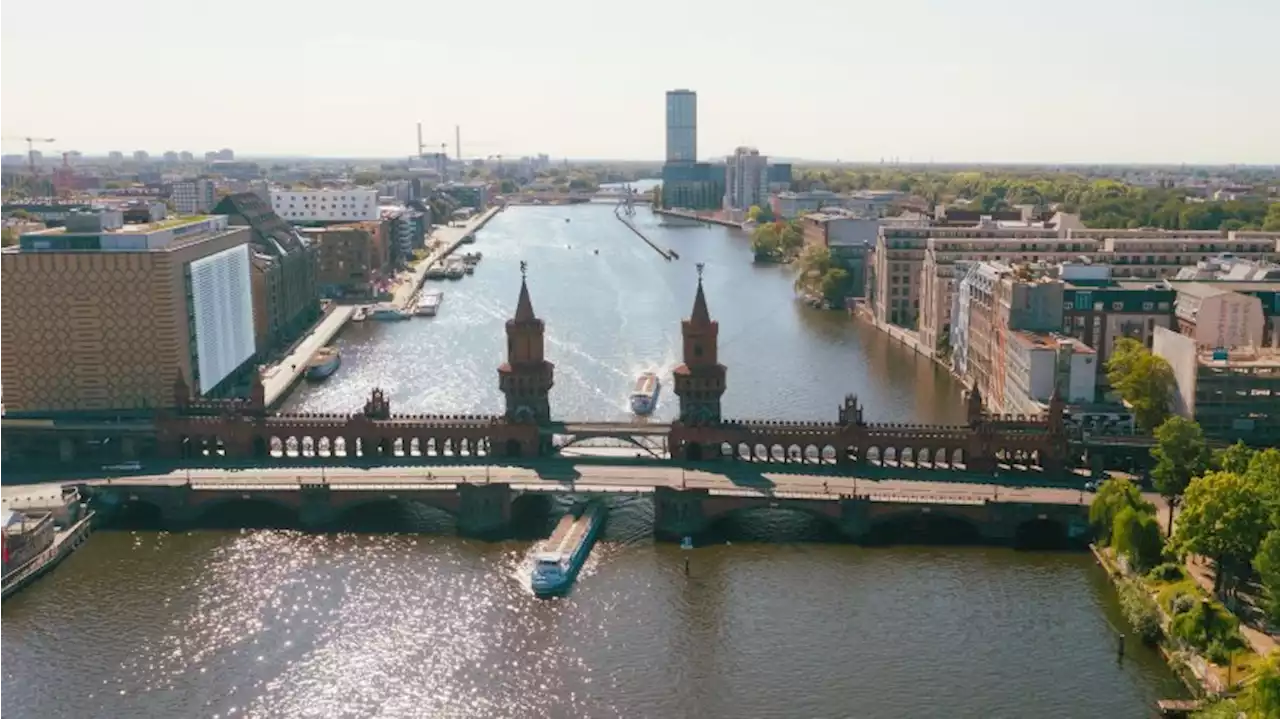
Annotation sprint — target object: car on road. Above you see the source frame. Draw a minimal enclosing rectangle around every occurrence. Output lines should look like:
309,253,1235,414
1084,479,1101,492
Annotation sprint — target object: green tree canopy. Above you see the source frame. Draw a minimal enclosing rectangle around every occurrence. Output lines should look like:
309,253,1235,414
1152,416,1211,532
1089,476,1153,538
1107,338,1176,431
1215,440,1256,475
1257,529,1280,625
1174,470,1272,594
750,223,782,261
1112,506,1164,572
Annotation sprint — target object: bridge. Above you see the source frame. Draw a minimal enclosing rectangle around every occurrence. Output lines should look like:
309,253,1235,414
500,189,655,205
81,464,1091,544
1,270,1072,483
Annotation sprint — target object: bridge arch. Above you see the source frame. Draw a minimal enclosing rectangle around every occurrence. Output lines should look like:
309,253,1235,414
704,504,844,542
193,497,301,529
552,433,665,458
865,508,983,546
331,496,459,533
1013,517,1069,549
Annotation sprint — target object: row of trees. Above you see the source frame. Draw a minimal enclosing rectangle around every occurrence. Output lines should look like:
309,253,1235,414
790,168,1280,232
793,245,849,305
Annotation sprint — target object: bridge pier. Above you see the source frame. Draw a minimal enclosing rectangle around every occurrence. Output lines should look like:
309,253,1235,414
653,487,709,540
456,483,513,538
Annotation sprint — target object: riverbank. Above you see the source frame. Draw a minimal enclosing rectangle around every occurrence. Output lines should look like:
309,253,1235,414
1090,543,1263,699
393,206,502,310
653,207,745,229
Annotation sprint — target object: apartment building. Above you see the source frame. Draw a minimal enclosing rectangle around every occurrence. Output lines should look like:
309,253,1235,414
299,222,389,297
1005,331,1098,415
1154,327,1280,445
1172,283,1269,349
723,147,768,211
170,179,215,214
271,189,379,222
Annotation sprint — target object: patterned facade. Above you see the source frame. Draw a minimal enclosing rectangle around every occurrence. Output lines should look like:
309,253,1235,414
1,226,252,415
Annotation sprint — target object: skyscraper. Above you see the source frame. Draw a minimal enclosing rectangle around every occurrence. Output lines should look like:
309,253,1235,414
665,89,697,162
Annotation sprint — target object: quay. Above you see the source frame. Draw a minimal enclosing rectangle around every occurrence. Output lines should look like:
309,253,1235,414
393,206,502,311
261,305,354,408
613,204,673,260
78,464,1091,543
653,207,745,230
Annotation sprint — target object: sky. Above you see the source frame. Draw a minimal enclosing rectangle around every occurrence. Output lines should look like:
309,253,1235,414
3,0,1277,164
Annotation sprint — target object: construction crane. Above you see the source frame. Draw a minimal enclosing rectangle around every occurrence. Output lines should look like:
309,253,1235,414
3,136,56,175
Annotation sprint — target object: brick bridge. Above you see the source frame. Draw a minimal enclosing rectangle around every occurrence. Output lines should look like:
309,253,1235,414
88,477,1089,545
4,270,1070,475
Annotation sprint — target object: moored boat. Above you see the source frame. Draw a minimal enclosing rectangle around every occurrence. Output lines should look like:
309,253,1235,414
415,290,443,317
351,305,368,322
369,303,410,321
305,346,342,381
629,371,661,415
425,265,448,279
530,502,607,598
444,259,466,280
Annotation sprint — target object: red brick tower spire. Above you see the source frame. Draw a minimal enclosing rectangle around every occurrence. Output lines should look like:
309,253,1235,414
673,264,726,425
498,261,554,423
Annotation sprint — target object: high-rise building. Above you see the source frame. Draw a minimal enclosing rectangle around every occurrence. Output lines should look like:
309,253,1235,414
723,146,768,211
133,150,150,162
665,89,697,162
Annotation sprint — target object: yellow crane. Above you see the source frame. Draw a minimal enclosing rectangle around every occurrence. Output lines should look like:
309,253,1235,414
3,136,56,175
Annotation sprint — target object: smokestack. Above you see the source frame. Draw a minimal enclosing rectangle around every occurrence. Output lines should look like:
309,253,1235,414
417,122,423,156
455,125,461,160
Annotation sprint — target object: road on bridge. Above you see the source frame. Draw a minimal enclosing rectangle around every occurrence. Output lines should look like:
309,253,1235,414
3,463,1098,508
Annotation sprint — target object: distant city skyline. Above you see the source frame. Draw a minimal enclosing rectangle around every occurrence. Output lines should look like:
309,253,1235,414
3,0,1278,164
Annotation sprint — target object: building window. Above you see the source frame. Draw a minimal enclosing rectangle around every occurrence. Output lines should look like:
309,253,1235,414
1158,301,1170,310
1142,301,1154,311
1112,302,1124,311
1093,302,1104,312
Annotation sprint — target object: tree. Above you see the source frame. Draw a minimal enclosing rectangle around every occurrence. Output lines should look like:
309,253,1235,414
1256,528,1280,624
1174,471,1271,595
1,227,17,247
1151,416,1210,534
1107,339,1176,431
352,172,380,186
499,179,518,194
750,223,782,261
1264,203,1280,232
1112,506,1164,571
779,220,804,255
1243,651,1280,717
1090,477,1154,540
1215,440,1256,475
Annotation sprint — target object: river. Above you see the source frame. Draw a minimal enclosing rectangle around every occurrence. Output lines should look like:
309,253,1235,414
1,205,1186,718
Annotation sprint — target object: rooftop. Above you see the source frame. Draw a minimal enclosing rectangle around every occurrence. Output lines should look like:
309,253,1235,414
31,215,212,236
1196,346,1280,368
1010,330,1097,354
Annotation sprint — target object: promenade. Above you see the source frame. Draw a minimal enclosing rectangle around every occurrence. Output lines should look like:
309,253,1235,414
260,305,354,407
392,207,502,310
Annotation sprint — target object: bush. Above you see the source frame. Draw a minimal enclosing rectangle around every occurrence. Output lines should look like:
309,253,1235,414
1148,562,1186,582
1118,580,1163,645
1170,593,1197,616
1170,599,1240,652
1112,507,1164,572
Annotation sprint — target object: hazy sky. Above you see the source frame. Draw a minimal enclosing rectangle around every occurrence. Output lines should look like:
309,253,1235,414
3,0,1277,164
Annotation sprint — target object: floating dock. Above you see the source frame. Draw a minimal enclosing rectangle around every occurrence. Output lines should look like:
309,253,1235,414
531,502,607,597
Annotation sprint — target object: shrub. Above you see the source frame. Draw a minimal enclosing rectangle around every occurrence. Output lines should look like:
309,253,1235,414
1170,593,1197,616
1118,580,1163,645
1170,599,1240,652
1148,562,1186,582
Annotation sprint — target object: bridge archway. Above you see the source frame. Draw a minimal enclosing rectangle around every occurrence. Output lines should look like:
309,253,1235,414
194,497,300,529
1013,517,1069,549
704,505,843,543
332,497,458,533
866,510,982,546
552,433,665,459
685,443,703,461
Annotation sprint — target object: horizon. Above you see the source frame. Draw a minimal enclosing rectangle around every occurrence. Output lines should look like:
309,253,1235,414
3,0,1279,164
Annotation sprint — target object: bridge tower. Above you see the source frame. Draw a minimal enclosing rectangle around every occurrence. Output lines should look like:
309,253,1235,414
673,265,726,425
498,262,554,424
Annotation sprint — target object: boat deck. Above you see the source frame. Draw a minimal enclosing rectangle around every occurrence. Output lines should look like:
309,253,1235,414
546,506,598,556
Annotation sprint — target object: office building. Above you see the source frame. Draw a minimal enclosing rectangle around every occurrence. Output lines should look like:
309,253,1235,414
436,182,489,210
1154,327,1280,445
163,151,179,163
723,147,768,212
213,193,321,357
660,162,725,211
133,150,149,162
298,222,390,297
799,212,878,298
2,213,255,414
665,89,697,162
271,189,379,222
171,179,216,214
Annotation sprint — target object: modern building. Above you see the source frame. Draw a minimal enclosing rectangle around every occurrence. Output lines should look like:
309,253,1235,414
2,212,256,415
799,212,878,297
133,151,149,162
660,162,724,211
436,182,489,211
171,179,216,214
163,151,179,163
723,147,768,212
1171,283,1268,349
298,222,390,297
665,89,697,163
776,190,900,219
208,161,261,180
1004,331,1098,415
382,206,429,262
212,193,320,358
766,163,793,192
271,189,379,223
1154,327,1280,445
179,151,195,163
